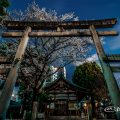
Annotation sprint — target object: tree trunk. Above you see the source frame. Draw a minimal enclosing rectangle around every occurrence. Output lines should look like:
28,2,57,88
31,101,39,120
31,88,39,120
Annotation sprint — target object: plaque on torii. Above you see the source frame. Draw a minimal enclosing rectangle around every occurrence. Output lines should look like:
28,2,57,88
0,18,120,119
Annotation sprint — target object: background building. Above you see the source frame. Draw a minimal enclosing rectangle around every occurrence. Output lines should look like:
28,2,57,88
44,66,66,86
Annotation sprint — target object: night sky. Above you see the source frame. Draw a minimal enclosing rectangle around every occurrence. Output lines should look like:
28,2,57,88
8,0,120,80
9,0,120,53
9,0,120,19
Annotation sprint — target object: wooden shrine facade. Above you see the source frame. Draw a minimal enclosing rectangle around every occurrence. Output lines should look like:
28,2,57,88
44,77,88,116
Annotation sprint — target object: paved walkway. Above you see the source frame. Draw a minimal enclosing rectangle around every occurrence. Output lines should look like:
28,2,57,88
46,116,88,120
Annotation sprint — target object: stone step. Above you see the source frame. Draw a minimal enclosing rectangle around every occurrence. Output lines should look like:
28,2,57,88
46,116,87,120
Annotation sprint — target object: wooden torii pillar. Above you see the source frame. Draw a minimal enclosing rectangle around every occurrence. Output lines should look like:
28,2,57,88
90,25,120,119
0,27,31,119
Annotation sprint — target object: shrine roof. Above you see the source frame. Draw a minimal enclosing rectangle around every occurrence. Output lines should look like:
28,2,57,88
44,76,90,94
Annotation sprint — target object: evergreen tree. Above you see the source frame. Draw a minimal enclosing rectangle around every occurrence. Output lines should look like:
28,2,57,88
72,62,108,99
0,0,10,21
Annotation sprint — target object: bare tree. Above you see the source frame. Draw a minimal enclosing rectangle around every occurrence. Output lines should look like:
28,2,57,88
0,1,93,119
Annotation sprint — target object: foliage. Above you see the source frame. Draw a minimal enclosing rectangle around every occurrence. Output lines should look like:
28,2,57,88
0,2,94,111
0,0,10,17
0,1,93,94
0,7,6,16
25,111,32,120
72,62,108,99
38,92,48,103
18,82,48,112
0,1,94,119
18,82,33,107
0,0,10,8
8,1,78,21
0,42,11,55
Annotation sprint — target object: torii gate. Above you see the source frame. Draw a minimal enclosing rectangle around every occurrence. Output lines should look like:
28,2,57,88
0,18,120,119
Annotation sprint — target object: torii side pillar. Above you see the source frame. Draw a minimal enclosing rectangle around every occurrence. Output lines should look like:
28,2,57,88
90,25,120,119
0,27,31,120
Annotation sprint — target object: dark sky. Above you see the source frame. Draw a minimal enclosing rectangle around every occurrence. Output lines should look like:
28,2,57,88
10,0,120,19
9,0,120,53
8,0,120,80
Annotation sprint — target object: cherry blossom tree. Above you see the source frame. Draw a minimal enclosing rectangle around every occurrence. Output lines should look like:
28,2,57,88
0,1,93,93
0,1,93,119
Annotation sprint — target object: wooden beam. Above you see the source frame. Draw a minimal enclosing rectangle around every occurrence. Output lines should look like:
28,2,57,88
2,30,118,38
111,66,120,72
0,68,10,74
4,18,117,30
0,57,12,64
103,54,120,62
0,57,8,62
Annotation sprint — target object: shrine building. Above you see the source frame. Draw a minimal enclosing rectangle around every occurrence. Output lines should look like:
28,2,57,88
44,76,89,117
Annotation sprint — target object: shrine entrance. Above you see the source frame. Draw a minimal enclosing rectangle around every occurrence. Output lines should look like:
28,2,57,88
44,77,88,117
0,18,120,119
55,101,67,115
